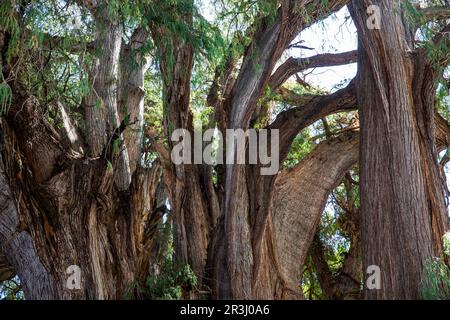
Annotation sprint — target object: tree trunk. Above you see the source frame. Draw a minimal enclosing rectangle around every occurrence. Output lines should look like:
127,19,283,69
149,5,214,299
269,131,359,298
0,155,56,299
208,131,359,299
350,0,450,299
1,111,163,299
0,2,163,299
205,1,353,299
5,0,449,301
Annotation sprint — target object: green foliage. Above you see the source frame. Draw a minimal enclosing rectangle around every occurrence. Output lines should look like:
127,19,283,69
301,256,324,300
106,160,113,172
0,277,24,300
292,0,334,27
193,105,214,128
420,257,450,300
144,66,164,130
143,219,198,300
143,260,198,300
318,208,351,273
146,0,224,60
0,1,21,62
301,167,360,299
420,232,450,300
283,132,314,168
0,80,12,115
2,1,96,128
124,261,198,300
124,218,198,300
403,0,449,74
213,0,278,33
445,232,450,257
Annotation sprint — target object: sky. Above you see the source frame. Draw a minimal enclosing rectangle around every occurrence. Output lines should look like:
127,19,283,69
286,9,358,143
284,6,358,91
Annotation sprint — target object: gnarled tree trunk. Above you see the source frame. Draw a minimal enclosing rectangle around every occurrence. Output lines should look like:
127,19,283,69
349,0,450,299
0,2,163,299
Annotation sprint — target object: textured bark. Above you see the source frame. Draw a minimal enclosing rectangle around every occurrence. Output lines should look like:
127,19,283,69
270,131,359,297
350,0,450,299
1,109,163,299
208,0,352,300
0,252,14,282
150,2,211,294
0,153,56,299
119,28,151,177
0,1,162,299
4,0,449,301
82,7,131,191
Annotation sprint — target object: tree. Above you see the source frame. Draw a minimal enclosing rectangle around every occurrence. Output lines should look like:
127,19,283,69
0,0,449,300
0,0,165,299
349,0,450,299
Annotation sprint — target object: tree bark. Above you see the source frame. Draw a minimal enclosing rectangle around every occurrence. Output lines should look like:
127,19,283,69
269,131,359,298
349,0,450,299
0,155,56,299
4,0,449,301
0,1,162,299
207,0,353,299
149,2,212,297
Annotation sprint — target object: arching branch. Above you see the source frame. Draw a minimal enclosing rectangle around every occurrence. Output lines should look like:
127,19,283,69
227,0,352,128
419,6,450,21
269,50,358,91
269,79,357,161
272,131,359,295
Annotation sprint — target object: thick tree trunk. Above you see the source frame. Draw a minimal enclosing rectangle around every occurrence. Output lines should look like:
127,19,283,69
119,28,151,177
350,0,450,299
0,85,163,299
206,0,353,299
269,131,359,298
0,2,162,299
0,156,56,299
0,252,14,282
208,131,359,299
150,5,212,296
1,111,163,299
5,0,449,301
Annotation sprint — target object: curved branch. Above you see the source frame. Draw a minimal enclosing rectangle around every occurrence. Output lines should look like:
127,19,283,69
228,0,351,128
272,131,359,294
419,6,450,21
269,50,358,91
269,109,450,295
269,80,357,161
